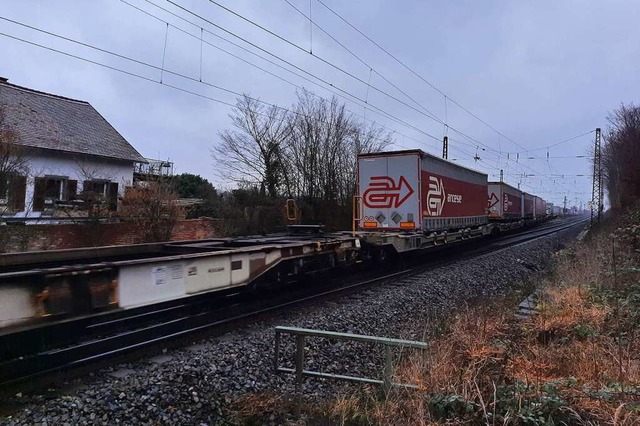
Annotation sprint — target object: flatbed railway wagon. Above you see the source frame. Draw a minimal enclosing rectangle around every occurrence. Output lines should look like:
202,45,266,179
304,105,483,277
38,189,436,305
0,230,361,330
357,149,490,255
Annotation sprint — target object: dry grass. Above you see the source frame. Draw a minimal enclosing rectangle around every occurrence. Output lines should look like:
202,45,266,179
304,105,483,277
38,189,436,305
326,218,640,425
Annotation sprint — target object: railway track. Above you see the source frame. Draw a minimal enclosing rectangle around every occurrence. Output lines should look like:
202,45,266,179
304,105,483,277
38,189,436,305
0,217,587,388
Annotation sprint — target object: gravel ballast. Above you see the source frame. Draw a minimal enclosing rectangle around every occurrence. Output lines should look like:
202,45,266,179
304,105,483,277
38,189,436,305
1,226,582,425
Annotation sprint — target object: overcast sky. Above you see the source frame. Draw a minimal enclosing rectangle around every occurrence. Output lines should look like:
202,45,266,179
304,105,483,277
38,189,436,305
1,0,638,207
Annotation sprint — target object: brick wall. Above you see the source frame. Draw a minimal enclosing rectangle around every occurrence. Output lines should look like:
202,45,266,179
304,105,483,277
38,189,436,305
0,218,222,253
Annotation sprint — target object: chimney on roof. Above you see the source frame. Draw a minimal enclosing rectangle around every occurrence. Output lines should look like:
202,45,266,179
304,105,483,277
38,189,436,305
0,77,7,83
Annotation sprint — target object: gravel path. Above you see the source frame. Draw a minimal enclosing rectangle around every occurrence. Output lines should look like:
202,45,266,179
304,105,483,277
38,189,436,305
1,226,580,426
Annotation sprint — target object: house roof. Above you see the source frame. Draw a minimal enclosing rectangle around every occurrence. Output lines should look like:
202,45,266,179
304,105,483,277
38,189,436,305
0,79,146,163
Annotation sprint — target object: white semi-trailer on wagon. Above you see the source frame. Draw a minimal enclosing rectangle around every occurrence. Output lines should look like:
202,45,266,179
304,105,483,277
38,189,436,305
356,149,491,255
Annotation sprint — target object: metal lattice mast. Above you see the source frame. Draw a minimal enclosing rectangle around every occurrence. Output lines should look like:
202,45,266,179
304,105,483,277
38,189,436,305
591,128,602,226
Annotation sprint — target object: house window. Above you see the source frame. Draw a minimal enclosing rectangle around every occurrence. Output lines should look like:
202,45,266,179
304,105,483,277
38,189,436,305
83,180,119,211
83,180,109,197
45,177,66,201
33,176,77,212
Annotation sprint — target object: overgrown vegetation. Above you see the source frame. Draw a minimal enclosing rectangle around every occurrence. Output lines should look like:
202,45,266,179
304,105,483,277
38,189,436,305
604,103,640,212
119,180,185,243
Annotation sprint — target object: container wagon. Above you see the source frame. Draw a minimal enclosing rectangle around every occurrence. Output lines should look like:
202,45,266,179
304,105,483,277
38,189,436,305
0,231,361,329
522,193,535,219
358,150,488,232
357,149,490,255
534,196,547,219
487,181,522,221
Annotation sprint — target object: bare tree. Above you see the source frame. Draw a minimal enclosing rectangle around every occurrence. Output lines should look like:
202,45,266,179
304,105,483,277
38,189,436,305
0,106,29,217
603,103,640,211
119,181,185,242
212,95,292,197
286,89,392,207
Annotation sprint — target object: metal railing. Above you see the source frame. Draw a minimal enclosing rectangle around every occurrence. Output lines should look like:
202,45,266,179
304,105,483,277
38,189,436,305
274,326,428,417
134,158,174,177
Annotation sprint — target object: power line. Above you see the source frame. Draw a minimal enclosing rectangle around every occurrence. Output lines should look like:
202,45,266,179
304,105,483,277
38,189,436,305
286,1,581,184
0,31,237,108
166,0,448,128
315,0,522,148
0,21,424,154
525,129,595,152
120,0,436,147
281,0,441,122
312,0,584,172
205,0,541,175
136,0,443,143
1,4,589,202
316,0,444,95
0,16,266,108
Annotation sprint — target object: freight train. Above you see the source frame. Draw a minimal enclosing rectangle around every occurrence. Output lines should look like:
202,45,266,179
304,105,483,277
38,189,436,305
0,149,551,330
356,149,549,257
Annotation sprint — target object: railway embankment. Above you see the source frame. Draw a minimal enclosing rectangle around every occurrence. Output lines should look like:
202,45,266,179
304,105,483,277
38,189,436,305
2,222,592,425
292,211,640,425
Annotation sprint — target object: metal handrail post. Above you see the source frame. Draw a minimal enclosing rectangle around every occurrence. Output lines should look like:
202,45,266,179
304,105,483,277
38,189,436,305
274,326,428,416
294,334,305,419
382,344,393,397
274,329,281,372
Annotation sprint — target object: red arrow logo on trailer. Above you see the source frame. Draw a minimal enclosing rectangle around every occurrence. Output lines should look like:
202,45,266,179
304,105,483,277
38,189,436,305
488,192,500,208
363,176,415,208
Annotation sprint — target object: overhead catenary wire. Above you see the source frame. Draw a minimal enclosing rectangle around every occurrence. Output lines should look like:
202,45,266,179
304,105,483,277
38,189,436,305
127,0,441,144
524,129,596,152
0,13,433,152
165,0,448,128
0,19,436,159
312,0,592,176
167,0,553,180
120,2,431,147
1,31,424,159
282,0,441,123
315,0,529,151
277,0,591,195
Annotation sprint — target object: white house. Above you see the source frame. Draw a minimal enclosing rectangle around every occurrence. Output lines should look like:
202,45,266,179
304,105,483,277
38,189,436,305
0,77,146,219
